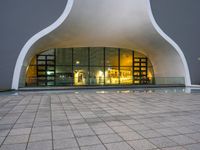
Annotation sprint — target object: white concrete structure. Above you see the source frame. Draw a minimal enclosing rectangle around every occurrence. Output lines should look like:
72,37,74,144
12,0,191,89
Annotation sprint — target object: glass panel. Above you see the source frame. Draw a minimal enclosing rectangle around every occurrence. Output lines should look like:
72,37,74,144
90,67,104,85
47,60,55,65
38,82,46,86
141,67,146,71
47,76,55,80
47,56,55,60
38,71,46,76
141,63,147,66
73,48,88,66
38,76,46,80
38,66,45,70
46,71,54,76
120,67,132,84
105,48,118,66
56,66,73,86
105,67,119,84
74,67,89,85
47,81,55,86
134,63,140,66
90,47,104,66
37,56,45,60
120,49,132,66
47,66,55,71
141,58,147,62
56,48,72,65
25,48,155,87
38,61,45,65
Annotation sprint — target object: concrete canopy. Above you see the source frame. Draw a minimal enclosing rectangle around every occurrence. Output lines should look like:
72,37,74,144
12,0,191,89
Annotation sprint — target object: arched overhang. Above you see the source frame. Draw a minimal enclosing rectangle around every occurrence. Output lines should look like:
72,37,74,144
12,0,191,89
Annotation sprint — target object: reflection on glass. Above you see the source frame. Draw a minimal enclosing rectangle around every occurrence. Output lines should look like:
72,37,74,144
105,48,118,66
120,67,132,84
73,48,88,66
74,67,88,85
105,67,119,84
56,48,72,65
90,67,104,85
37,61,45,65
38,56,45,60
90,48,104,66
120,49,132,66
56,66,73,86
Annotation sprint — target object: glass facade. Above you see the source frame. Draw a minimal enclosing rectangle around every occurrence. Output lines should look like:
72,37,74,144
25,47,154,87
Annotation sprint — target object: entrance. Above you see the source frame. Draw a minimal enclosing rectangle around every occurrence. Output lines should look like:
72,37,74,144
25,47,154,87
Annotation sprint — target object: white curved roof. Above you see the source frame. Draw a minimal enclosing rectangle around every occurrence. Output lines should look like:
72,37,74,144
12,0,191,89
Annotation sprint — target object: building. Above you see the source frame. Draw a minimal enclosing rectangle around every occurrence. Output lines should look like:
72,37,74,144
1,0,200,90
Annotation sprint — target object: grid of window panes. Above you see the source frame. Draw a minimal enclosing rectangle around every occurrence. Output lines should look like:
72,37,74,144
25,47,154,86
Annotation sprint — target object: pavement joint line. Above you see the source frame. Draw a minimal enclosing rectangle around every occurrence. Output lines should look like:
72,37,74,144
25,95,43,150
50,95,55,150
0,95,33,148
56,94,81,150
62,94,108,150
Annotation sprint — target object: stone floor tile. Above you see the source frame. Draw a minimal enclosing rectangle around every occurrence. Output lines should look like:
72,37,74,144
106,121,125,127
121,119,138,125
162,146,187,150
105,142,133,150
0,136,5,145
9,128,31,136
77,136,101,146
1,89,200,150
127,139,157,150
31,126,51,134
54,138,78,149
98,133,123,143
55,148,79,150
184,143,200,150
155,128,180,136
173,127,196,134
4,134,29,144
53,131,74,139
128,124,150,131
0,130,9,137
93,127,114,135
81,144,107,150
149,137,178,148
13,123,33,129
27,140,52,150
118,131,143,141
90,123,109,129
138,129,163,138
74,128,95,137
29,133,52,142
168,135,197,145
186,132,200,142
71,124,90,130
33,121,51,127
52,125,71,132
0,143,26,150
112,126,132,133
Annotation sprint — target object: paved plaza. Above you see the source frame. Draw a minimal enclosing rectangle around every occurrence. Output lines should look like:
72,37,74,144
0,89,200,150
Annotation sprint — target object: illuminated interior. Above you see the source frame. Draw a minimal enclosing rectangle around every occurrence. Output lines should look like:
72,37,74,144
25,47,154,87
